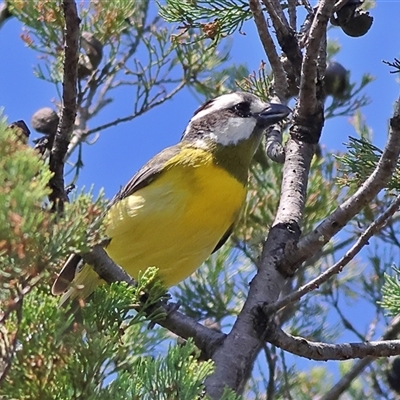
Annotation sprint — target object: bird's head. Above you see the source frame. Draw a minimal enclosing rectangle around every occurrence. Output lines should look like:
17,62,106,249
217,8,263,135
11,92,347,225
181,92,291,148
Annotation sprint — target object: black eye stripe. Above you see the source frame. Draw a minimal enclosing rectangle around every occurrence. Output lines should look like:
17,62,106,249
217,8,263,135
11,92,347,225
231,102,251,118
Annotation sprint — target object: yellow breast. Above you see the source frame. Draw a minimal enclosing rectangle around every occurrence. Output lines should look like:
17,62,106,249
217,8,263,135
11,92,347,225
104,147,247,287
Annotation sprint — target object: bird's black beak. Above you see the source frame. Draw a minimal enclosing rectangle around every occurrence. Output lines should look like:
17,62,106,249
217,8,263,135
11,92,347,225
255,103,291,127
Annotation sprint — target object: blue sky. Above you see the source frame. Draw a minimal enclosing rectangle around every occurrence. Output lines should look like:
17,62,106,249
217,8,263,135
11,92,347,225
1,1,400,386
0,2,399,199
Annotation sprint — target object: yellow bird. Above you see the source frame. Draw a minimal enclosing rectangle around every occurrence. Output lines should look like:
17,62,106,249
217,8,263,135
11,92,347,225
52,92,290,305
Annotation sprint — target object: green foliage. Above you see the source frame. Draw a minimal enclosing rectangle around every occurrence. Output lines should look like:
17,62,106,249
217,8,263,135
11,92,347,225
1,282,213,400
0,117,109,393
337,136,400,191
0,119,104,297
284,366,335,399
159,0,252,42
236,64,273,102
8,0,65,51
0,121,52,274
121,339,213,399
380,268,400,316
190,63,250,100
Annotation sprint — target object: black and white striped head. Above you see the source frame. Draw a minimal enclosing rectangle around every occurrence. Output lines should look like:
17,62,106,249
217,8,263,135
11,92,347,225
182,92,291,147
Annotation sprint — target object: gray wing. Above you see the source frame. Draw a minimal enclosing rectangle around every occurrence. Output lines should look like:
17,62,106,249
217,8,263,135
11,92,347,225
108,144,182,208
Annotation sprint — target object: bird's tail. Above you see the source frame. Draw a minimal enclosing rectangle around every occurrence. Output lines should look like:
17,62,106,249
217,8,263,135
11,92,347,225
52,254,104,307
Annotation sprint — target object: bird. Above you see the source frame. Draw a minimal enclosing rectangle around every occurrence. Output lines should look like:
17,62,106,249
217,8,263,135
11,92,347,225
52,92,291,305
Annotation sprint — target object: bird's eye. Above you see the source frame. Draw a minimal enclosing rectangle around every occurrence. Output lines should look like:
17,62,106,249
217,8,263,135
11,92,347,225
231,102,251,118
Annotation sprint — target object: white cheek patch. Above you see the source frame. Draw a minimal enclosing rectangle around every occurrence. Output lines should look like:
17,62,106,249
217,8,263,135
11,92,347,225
209,118,257,146
182,117,257,146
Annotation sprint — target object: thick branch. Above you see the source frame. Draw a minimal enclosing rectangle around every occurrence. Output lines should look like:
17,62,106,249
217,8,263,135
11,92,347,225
83,246,225,358
205,43,313,400
204,3,333,397
288,0,297,30
48,0,79,210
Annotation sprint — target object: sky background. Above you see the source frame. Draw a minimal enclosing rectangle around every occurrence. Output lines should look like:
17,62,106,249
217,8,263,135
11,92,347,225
0,0,400,387
1,2,399,198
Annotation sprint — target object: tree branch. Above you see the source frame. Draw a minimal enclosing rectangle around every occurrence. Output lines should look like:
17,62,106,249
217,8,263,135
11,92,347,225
298,0,335,118
262,0,302,77
266,317,400,361
249,0,288,100
293,98,400,265
265,194,400,314
288,0,297,30
204,3,335,398
83,246,225,359
48,0,79,210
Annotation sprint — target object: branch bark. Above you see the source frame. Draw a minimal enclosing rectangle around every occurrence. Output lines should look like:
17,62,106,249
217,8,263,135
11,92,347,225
266,317,400,361
204,3,340,398
48,0,80,211
297,0,335,118
262,0,302,77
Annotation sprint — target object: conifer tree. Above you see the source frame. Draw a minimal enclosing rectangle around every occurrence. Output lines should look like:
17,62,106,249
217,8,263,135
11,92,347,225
1,1,400,399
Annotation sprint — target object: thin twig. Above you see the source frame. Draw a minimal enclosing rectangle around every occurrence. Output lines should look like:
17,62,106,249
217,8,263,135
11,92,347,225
85,80,186,135
48,0,79,210
263,345,276,400
298,0,335,117
281,350,294,400
249,0,287,100
262,0,302,77
66,3,154,160
332,0,350,13
262,0,290,34
0,292,23,385
332,299,366,342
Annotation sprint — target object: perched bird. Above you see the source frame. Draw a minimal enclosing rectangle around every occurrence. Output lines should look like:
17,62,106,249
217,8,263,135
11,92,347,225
52,92,291,305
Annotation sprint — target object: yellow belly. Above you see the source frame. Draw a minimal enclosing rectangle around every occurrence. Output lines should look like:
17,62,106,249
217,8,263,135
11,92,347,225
104,149,246,287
